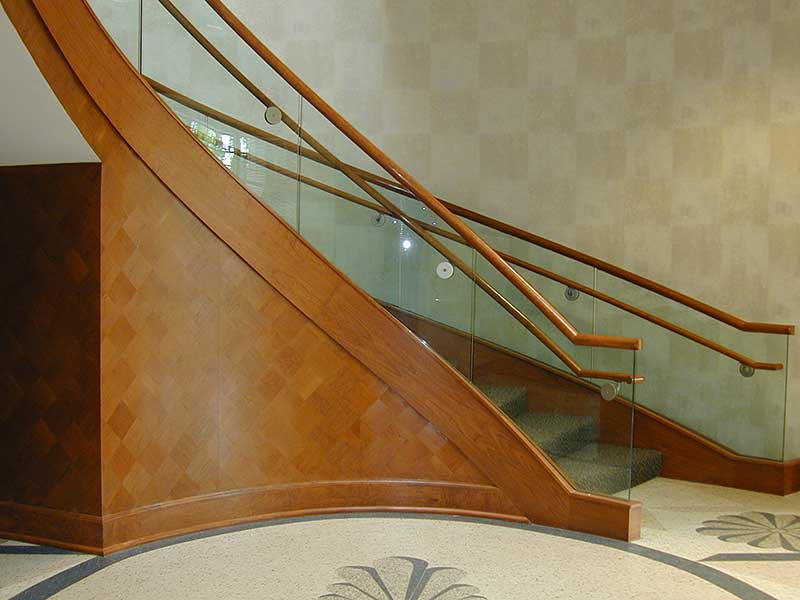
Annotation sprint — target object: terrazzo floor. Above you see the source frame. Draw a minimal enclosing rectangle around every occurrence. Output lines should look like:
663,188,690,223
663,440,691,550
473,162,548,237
1,478,798,599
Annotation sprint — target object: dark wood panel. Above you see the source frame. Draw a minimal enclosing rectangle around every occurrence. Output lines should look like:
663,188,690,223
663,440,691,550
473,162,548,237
0,501,103,554
3,0,641,550
0,164,102,518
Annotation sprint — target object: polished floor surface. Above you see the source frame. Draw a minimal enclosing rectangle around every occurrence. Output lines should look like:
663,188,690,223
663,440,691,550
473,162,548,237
2,478,798,599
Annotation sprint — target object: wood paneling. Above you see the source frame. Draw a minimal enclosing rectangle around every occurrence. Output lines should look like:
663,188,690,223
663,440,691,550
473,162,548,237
1,0,642,550
390,305,799,496
0,164,102,522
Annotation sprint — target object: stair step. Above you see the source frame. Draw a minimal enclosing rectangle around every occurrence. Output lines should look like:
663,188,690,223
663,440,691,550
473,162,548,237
557,443,663,495
479,384,528,418
513,412,597,457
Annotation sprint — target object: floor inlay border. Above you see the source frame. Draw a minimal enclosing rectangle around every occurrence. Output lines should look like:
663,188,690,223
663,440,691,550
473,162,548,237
10,512,780,600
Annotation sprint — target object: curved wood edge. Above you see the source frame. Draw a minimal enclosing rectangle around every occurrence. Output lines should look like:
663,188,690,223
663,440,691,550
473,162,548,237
151,82,784,372
13,0,641,543
199,0,641,352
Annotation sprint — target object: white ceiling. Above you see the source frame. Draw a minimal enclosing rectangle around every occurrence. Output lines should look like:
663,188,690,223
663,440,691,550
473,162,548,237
0,4,98,166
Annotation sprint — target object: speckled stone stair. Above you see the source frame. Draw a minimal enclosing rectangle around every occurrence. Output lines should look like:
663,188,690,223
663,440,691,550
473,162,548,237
479,384,663,496
558,444,664,495
478,384,528,418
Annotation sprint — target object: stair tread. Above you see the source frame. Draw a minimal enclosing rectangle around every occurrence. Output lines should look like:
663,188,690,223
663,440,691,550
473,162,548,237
513,412,597,457
557,443,663,495
478,384,528,418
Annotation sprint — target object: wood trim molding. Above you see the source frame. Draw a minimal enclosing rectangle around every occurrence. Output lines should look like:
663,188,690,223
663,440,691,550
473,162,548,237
0,502,104,554
100,480,523,554
4,0,642,545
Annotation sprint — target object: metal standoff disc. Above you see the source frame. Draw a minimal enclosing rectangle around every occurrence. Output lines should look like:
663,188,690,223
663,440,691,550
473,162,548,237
600,382,620,401
372,213,386,227
436,261,454,280
564,287,580,301
264,106,283,125
739,364,755,378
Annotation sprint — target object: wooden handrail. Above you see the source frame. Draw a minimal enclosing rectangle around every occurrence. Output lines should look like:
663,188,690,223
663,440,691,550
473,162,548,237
195,0,640,352
214,141,641,384
151,72,793,338
150,81,785,372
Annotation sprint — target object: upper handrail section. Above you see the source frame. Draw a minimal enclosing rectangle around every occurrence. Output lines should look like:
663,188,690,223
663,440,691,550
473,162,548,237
196,0,641,352
150,79,786,372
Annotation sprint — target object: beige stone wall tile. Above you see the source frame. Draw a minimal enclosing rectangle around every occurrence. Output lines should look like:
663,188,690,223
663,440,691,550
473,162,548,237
675,28,724,80
769,177,800,224
575,180,626,225
623,178,673,225
624,0,674,33
576,0,627,38
528,36,577,88
383,43,431,90
673,79,725,128
669,225,723,300
528,177,578,226
771,123,800,177
529,0,577,38
431,42,479,91
670,179,722,225
577,131,627,180
478,88,527,133
431,0,479,42
431,91,477,135
382,0,432,42
721,75,770,124
333,42,383,90
381,90,431,135
771,0,800,21
576,85,626,131
479,42,528,88
430,133,480,206
477,0,529,42
723,23,771,78
625,82,674,129
527,86,577,132
626,33,675,83
577,36,627,85
480,133,528,180
529,132,577,179
721,173,769,225
626,129,674,179
674,127,723,178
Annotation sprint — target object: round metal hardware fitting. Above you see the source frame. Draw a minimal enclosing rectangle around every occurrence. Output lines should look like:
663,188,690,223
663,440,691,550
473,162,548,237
600,382,620,402
564,287,580,302
436,261,455,280
264,106,283,125
739,364,755,378
372,212,386,227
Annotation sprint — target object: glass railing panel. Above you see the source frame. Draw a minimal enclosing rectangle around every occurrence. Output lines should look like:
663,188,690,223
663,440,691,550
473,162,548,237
87,0,141,67
295,99,476,375
161,98,302,226
594,287,789,460
298,170,403,307
140,0,303,164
